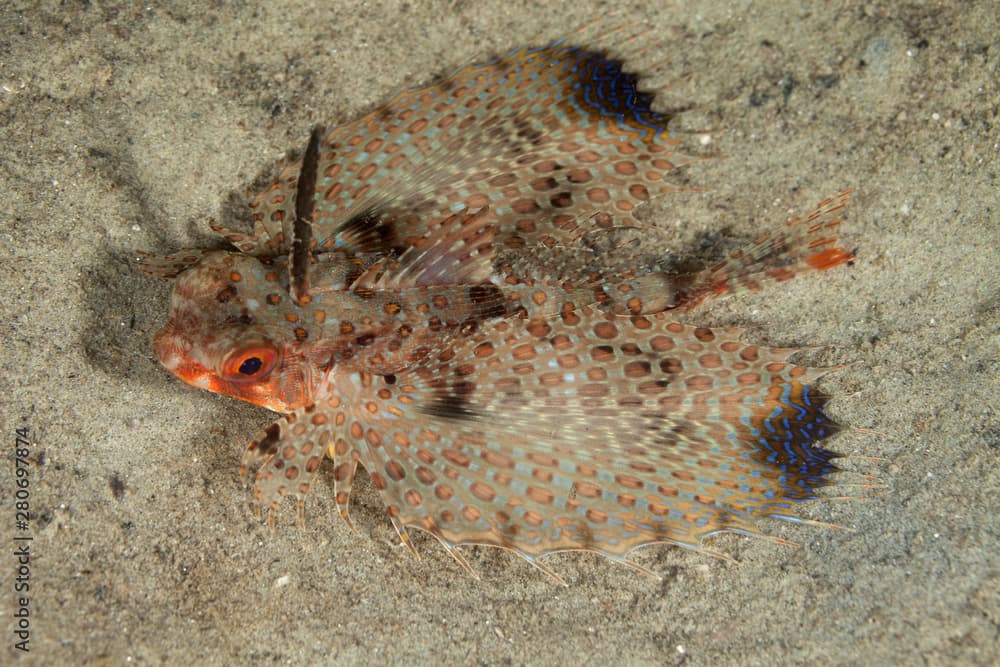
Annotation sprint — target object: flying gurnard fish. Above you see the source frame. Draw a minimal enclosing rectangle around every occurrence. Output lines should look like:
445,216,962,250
139,24,854,577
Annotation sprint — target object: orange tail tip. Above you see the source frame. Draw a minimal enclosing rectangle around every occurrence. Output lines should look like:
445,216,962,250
677,189,854,310
807,246,854,271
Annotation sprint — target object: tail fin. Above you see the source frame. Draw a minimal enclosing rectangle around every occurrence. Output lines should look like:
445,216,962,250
675,190,853,310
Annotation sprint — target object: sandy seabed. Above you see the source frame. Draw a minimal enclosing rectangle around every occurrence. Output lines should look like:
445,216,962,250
2,1,998,664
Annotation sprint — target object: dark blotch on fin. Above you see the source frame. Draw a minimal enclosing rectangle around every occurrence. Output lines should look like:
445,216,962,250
334,206,404,256
513,115,545,149
468,283,508,320
749,383,840,501
421,393,482,421
249,421,283,460
569,48,672,139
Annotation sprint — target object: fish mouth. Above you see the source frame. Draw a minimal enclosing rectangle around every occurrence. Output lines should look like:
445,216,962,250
153,324,210,387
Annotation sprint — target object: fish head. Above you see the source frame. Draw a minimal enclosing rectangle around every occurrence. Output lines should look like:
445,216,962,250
149,250,326,413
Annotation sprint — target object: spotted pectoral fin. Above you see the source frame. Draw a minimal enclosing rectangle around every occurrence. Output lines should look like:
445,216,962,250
240,406,333,527
674,190,854,310
338,312,844,569
242,23,692,263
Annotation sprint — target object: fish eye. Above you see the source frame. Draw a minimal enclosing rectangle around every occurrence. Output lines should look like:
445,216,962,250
221,344,278,382
238,357,262,375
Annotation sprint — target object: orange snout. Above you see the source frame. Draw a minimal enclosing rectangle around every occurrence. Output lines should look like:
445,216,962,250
153,323,310,413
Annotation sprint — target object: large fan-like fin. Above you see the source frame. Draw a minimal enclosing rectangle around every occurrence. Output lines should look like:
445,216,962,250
226,24,687,266
244,309,841,562
358,313,840,559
